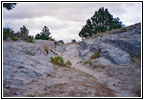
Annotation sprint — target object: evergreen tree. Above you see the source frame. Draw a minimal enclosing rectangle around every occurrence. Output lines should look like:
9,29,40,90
35,26,52,40
19,25,29,40
20,25,29,35
3,3,17,10
40,26,51,36
79,7,123,38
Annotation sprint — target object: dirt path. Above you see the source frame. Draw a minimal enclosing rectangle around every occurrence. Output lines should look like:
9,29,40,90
4,43,140,97
11,64,115,97
57,43,140,97
59,44,110,83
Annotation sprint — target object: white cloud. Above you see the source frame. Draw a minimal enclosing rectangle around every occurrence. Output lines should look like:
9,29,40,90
3,2,141,43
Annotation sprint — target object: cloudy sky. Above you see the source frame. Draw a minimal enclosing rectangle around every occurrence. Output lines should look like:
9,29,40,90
3,2,142,43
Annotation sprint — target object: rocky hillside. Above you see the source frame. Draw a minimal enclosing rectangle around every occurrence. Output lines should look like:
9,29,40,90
3,23,141,97
79,23,141,65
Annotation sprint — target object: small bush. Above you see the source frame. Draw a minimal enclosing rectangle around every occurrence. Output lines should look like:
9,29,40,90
28,94,35,97
66,60,72,66
90,51,100,59
3,27,14,35
28,36,34,43
3,33,9,40
50,56,64,65
120,27,127,32
11,36,19,41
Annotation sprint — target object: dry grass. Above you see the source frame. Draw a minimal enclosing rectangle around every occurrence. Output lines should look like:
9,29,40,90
90,63,107,69
130,55,141,67
43,45,49,54
65,41,81,45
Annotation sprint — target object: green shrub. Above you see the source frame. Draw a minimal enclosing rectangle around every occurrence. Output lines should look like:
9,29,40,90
50,57,54,62
11,36,19,41
66,60,72,66
3,27,14,40
50,56,64,65
28,36,34,43
3,27,14,35
28,94,35,97
90,52,100,59
50,56,72,67
3,33,9,40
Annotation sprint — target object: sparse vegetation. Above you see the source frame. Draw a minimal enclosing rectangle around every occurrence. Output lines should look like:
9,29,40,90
90,52,100,59
3,33,9,40
128,26,133,31
50,56,64,65
28,36,34,43
120,27,127,32
95,32,104,38
87,60,93,65
66,60,72,66
11,36,19,41
50,56,72,67
3,27,14,40
28,94,35,97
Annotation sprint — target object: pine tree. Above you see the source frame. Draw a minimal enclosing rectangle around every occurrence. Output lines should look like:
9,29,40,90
79,7,123,38
35,26,52,40
20,25,29,35
40,26,51,36
19,25,29,40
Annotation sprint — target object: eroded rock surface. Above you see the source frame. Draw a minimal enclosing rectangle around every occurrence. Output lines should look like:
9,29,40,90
3,41,55,96
79,23,141,65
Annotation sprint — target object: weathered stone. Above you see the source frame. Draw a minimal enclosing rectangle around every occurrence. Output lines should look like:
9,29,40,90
79,23,141,65
3,41,54,87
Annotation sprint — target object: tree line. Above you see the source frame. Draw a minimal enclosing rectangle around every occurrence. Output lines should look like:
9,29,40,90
3,25,54,42
79,7,123,39
3,3,124,42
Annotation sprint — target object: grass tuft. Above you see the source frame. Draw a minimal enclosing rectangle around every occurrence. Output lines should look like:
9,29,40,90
11,36,19,41
66,60,72,66
90,52,100,60
50,56,64,65
28,94,35,97
28,36,34,43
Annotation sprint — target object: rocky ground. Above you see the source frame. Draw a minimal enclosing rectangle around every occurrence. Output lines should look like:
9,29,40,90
3,23,141,97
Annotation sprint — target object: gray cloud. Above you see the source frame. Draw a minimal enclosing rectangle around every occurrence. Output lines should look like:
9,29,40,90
3,2,141,43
